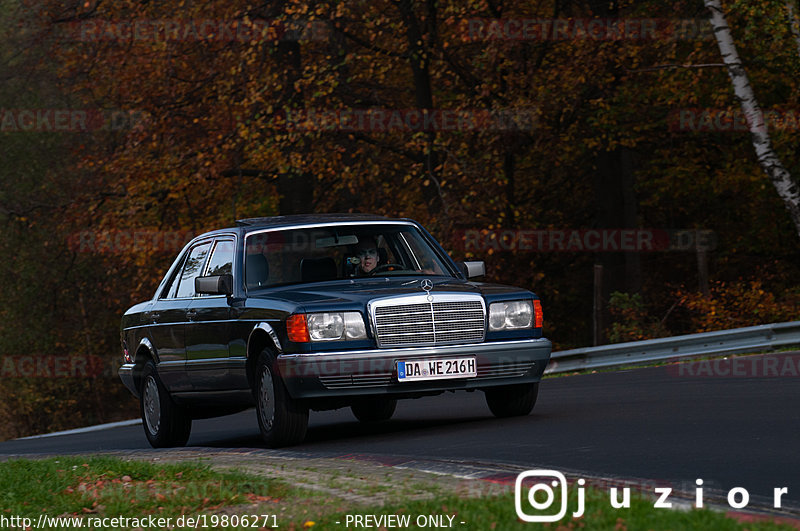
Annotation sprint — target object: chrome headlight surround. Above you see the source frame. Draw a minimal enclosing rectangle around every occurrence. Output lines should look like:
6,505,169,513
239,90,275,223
488,300,534,331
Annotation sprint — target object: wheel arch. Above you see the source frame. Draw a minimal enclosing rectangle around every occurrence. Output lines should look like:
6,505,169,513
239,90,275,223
246,323,283,389
133,337,158,393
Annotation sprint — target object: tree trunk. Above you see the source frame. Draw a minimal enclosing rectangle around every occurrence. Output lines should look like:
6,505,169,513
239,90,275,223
705,0,800,240
586,0,642,346
395,0,445,216
785,0,800,60
276,39,315,215
594,147,641,295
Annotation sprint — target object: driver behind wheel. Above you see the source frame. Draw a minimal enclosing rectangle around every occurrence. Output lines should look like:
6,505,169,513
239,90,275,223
354,237,381,275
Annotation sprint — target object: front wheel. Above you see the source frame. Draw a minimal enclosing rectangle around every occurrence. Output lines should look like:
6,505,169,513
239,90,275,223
485,383,539,418
140,361,191,448
351,398,397,422
255,350,308,447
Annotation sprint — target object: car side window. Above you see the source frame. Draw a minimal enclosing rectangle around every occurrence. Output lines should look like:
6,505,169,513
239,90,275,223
398,230,446,275
174,242,212,298
158,253,187,299
205,239,234,276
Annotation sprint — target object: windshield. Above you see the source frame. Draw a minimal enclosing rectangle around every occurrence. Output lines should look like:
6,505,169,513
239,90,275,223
244,223,455,289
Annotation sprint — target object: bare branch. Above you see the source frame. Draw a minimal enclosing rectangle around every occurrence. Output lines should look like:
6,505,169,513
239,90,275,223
625,63,726,73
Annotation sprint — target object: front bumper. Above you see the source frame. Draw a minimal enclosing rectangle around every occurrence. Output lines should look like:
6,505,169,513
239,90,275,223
277,338,552,399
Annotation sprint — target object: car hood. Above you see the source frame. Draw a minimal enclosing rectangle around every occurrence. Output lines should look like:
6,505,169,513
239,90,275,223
248,276,532,311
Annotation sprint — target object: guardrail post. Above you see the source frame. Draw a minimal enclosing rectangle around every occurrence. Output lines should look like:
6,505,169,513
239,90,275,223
593,264,603,346
697,245,710,296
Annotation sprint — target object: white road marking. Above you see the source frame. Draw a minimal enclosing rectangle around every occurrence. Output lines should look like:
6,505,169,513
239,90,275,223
16,419,141,440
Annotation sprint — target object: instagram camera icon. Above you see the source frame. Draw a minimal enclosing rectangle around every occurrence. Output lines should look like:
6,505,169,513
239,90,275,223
515,469,568,522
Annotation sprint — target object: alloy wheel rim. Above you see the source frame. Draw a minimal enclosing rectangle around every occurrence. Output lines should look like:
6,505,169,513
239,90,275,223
143,376,161,435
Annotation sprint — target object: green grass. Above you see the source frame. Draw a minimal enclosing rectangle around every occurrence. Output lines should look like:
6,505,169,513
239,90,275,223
0,457,796,530
315,489,797,530
0,456,292,529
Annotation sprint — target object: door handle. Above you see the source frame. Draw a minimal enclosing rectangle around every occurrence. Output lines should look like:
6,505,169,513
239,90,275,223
147,311,161,322
186,310,198,320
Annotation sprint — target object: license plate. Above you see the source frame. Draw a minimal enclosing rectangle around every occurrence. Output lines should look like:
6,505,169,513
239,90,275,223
397,357,477,382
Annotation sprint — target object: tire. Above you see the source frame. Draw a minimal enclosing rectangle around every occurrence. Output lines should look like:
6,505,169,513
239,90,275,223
140,361,192,448
255,349,308,447
485,383,539,418
351,398,397,422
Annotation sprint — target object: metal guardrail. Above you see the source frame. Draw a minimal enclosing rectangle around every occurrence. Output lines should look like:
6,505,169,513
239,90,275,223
545,321,800,374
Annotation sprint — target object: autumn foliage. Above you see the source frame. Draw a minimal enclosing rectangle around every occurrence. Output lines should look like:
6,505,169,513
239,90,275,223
0,0,798,438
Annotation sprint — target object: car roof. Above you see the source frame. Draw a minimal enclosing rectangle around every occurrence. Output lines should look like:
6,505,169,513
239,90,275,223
183,214,417,246
235,213,400,229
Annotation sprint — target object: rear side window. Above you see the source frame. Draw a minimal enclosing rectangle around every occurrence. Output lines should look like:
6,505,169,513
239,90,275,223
159,253,187,299
174,242,212,298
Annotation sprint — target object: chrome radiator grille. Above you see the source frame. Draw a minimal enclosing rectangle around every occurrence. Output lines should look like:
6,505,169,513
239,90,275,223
370,294,486,347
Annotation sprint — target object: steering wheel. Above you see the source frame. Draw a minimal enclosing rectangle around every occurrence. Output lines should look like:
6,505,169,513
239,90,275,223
370,263,405,275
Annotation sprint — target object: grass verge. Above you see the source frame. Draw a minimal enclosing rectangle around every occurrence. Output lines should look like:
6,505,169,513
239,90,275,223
315,489,798,530
0,456,296,530
0,456,796,530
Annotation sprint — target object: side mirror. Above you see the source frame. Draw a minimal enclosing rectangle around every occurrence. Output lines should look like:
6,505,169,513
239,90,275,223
195,274,233,296
460,261,485,279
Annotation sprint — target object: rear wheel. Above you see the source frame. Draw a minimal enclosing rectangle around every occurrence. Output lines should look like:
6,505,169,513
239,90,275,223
140,361,191,448
485,383,539,418
351,398,397,422
255,349,308,447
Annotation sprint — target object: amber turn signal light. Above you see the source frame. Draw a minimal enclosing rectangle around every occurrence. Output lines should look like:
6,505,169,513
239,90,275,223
533,299,543,328
286,314,310,342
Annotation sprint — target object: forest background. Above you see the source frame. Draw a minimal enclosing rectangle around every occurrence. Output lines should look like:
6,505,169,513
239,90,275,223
0,0,798,438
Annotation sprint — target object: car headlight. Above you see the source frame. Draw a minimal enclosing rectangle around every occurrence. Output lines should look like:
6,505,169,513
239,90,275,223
291,312,368,342
343,312,367,339
488,300,533,331
307,313,345,340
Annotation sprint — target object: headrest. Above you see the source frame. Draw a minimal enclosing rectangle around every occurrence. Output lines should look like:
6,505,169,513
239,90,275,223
300,257,337,282
245,253,269,289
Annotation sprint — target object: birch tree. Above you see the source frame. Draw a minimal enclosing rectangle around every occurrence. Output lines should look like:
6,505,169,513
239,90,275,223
786,0,800,59
705,0,800,240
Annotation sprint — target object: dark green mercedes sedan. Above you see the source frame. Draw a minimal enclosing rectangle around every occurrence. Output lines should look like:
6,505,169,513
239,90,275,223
119,214,552,448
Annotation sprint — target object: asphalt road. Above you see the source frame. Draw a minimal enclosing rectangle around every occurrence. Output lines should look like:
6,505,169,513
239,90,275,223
2,352,798,511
